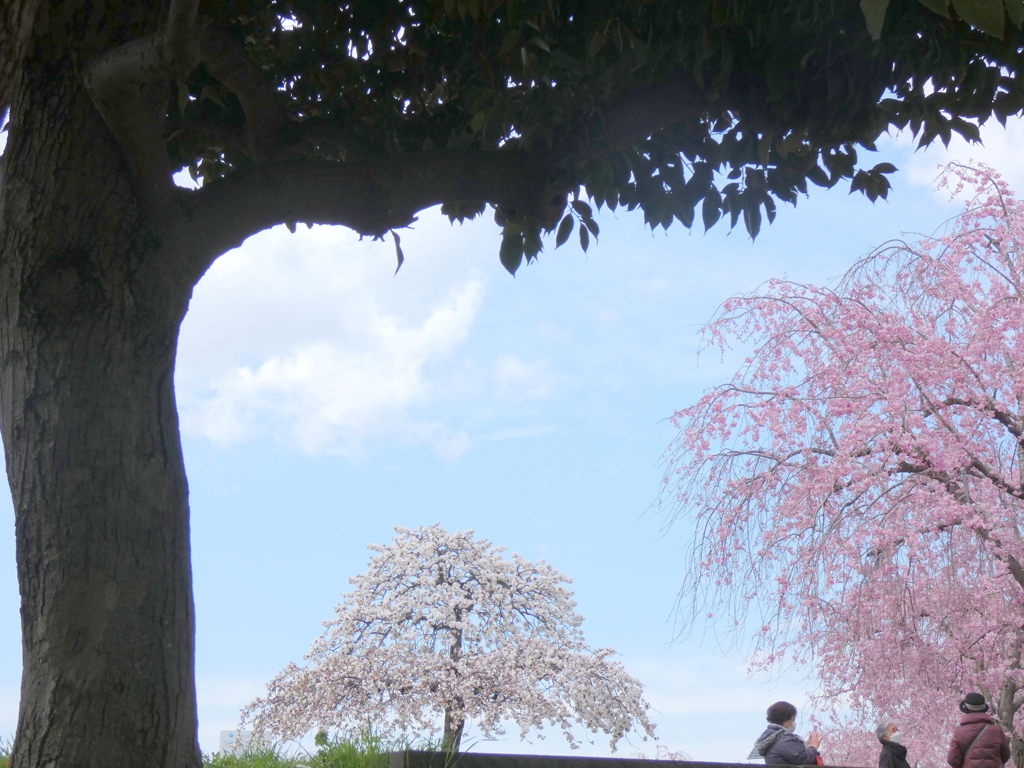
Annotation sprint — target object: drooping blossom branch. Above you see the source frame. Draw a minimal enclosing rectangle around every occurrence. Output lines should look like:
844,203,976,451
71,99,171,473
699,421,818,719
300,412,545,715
661,162,1024,768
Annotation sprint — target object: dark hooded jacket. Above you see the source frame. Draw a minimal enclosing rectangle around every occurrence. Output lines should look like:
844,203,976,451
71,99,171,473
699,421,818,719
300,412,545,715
879,740,910,768
755,724,820,765
947,712,1010,768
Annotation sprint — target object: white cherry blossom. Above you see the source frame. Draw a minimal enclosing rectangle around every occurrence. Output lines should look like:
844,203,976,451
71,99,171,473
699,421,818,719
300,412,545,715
243,524,655,752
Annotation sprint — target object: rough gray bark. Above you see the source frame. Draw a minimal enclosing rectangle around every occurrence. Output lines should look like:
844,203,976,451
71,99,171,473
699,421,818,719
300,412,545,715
0,41,202,768
991,673,1024,768
0,0,40,115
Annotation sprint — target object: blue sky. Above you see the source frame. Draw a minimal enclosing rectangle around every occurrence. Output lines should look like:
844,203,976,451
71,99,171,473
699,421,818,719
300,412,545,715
2,116,1024,760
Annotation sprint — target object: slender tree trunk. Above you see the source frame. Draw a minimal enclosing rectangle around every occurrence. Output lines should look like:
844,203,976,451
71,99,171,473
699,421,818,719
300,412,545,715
994,674,1024,768
442,621,464,753
441,707,464,754
0,36,201,768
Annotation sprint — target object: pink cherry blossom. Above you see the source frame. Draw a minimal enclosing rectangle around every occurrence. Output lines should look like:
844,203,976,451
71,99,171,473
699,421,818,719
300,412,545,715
661,163,1024,768
242,524,655,753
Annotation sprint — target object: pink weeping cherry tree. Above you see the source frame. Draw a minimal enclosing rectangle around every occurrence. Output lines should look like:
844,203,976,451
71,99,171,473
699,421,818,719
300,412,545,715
242,524,655,753
661,163,1024,768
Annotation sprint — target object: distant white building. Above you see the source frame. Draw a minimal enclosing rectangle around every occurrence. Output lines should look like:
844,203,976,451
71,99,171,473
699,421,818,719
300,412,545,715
219,730,254,754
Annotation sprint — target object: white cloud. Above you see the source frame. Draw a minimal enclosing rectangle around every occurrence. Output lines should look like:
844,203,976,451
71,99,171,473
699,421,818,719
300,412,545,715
493,355,555,400
184,282,481,456
177,223,486,457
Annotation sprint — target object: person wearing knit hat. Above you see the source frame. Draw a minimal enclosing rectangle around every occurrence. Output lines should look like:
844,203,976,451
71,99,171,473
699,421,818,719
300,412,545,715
947,694,1010,768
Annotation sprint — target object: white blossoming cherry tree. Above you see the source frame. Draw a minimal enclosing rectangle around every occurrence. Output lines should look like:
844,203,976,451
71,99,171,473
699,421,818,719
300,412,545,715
243,525,655,753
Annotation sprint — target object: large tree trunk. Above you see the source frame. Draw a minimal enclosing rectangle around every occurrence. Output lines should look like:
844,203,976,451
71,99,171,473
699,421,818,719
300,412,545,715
0,35,201,768
0,0,40,115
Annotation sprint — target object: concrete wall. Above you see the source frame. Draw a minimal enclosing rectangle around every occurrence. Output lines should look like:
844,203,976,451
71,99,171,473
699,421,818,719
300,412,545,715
390,749,863,768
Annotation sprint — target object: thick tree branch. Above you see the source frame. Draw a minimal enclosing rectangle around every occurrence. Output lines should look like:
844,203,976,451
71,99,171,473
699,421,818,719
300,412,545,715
973,526,1024,593
166,0,201,70
896,460,1024,592
176,149,555,278
81,0,201,212
167,119,247,155
85,0,200,87
198,23,297,161
941,396,1024,439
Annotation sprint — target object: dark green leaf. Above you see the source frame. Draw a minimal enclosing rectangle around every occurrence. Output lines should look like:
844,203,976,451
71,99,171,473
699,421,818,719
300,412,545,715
917,0,950,15
200,84,224,108
579,224,590,253
702,187,722,231
743,200,762,239
860,0,890,40
177,82,190,116
1008,0,1024,26
674,198,695,229
951,0,1004,36
500,231,524,275
555,214,574,247
571,200,593,219
530,36,550,52
524,228,543,259
393,232,404,275
807,166,832,188
498,29,522,55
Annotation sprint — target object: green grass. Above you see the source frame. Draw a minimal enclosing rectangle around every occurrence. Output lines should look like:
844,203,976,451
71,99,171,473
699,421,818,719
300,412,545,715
202,730,441,768
0,730,431,768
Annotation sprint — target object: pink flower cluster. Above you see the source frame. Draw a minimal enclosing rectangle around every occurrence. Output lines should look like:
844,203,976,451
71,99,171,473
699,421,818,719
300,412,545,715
242,524,655,751
663,163,1024,768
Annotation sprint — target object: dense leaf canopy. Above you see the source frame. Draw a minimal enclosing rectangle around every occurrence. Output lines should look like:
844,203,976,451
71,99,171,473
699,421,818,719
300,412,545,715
45,0,1024,273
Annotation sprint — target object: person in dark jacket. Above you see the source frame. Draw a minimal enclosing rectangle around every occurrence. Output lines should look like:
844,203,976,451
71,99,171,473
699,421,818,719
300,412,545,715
754,701,822,765
947,693,1010,768
876,719,910,768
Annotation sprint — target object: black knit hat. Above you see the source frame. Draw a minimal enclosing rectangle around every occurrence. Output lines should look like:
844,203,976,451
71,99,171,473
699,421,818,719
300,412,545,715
959,693,989,713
